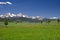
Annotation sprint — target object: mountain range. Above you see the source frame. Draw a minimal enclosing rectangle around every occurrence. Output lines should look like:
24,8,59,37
0,12,44,20
0,12,59,22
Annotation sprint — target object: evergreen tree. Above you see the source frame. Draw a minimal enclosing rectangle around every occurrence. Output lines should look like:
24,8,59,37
57,19,60,23
47,19,51,24
40,20,43,24
4,18,8,27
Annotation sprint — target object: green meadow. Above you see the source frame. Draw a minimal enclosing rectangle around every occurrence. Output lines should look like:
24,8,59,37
0,22,60,40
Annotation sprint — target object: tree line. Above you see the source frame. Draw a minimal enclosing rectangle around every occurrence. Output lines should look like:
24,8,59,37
3,18,60,28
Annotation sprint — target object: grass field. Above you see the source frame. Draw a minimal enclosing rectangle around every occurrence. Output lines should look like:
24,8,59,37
0,22,60,40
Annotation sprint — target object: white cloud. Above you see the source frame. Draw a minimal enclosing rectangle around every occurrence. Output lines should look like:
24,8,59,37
0,1,12,5
50,17,58,19
0,2,6,4
6,1,12,5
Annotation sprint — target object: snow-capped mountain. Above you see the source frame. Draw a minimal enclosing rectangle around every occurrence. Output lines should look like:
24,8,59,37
0,12,59,20
0,13,16,18
0,12,44,20
0,12,60,23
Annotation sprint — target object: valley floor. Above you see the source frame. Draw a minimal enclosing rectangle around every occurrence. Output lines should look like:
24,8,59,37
0,22,60,40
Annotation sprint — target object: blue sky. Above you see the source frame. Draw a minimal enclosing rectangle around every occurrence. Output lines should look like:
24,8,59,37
0,0,60,18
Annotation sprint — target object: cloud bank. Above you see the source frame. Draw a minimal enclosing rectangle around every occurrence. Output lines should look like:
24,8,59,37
0,1,12,5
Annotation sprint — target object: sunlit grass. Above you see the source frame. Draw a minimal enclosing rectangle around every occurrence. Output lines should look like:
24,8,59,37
0,22,60,40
